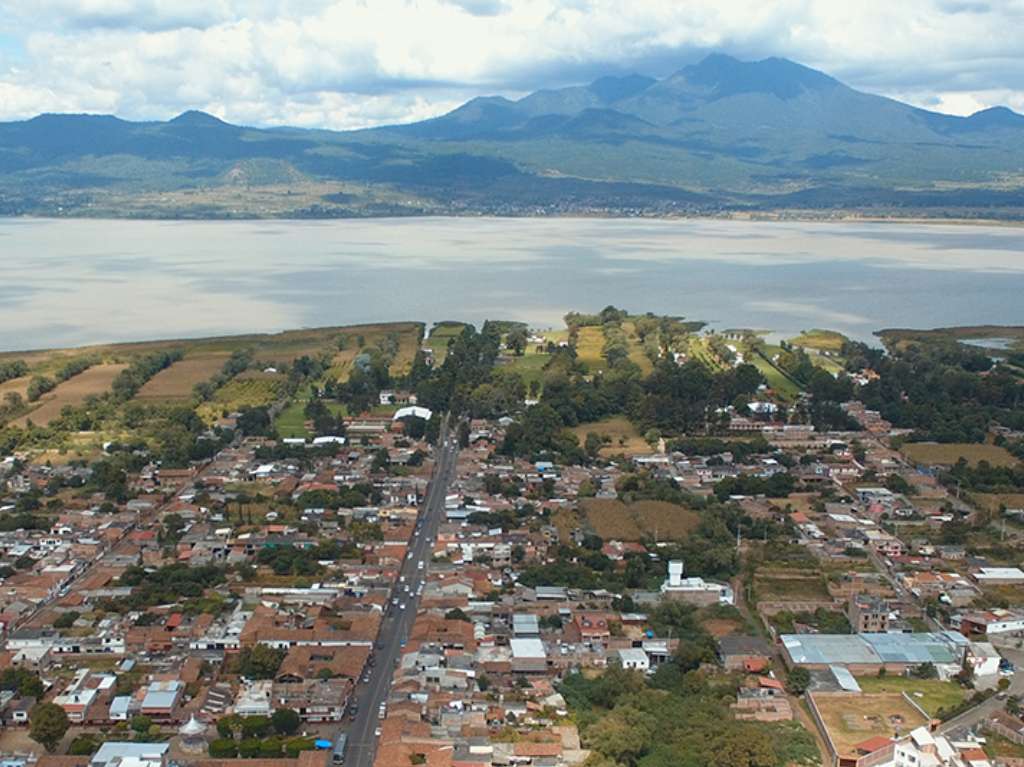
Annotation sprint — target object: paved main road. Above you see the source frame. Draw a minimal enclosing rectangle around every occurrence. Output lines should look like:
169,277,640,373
341,417,459,767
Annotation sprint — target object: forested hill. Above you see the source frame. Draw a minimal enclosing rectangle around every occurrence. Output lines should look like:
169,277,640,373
2,54,1024,219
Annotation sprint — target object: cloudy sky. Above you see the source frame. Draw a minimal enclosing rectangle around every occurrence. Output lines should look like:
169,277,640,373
0,0,1022,129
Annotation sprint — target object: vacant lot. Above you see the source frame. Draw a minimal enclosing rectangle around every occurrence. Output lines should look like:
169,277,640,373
902,442,1019,468
14,364,128,427
580,498,699,542
812,692,928,759
974,493,1024,514
571,416,649,456
753,571,831,602
855,676,966,718
135,353,230,402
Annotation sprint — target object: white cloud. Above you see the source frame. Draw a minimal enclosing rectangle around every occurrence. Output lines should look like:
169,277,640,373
0,0,1022,127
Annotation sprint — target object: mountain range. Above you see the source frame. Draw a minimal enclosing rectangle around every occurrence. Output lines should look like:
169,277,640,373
2,53,1024,218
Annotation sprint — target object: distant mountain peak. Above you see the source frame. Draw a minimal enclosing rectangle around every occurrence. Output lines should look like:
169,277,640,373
967,105,1024,125
678,53,840,100
169,110,229,127
587,73,656,103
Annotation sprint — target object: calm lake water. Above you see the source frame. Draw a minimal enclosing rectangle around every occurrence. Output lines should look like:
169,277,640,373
2,216,1023,351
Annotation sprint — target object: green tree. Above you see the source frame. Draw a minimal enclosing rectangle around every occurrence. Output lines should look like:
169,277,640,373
271,708,301,736
786,667,811,695
130,714,152,734
30,702,70,751
209,739,238,758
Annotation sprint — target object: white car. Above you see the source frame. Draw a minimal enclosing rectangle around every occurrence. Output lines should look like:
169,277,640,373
399,602,406,611
374,727,382,737
417,561,424,570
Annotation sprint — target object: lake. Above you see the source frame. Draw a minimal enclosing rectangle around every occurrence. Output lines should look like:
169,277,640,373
2,216,1023,351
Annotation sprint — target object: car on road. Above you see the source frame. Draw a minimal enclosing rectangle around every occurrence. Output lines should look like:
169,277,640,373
374,727,382,737
399,602,406,610
417,561,424,570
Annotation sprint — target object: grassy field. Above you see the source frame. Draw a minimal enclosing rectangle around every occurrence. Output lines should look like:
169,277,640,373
854,676,966,718
973,493,1024,514
812,692,929,758
789,329,848,353
426,322,466,365
749,344,802,400
575,326,607,373
753,571,831,601
570,416,649,456
275,387,349,439
579,498,699,542
621,321,655,375
878,326,1024,354
135,352,230,402
499,353,550,391
13,364,128,427
685,335,730,373
902,442,1019,468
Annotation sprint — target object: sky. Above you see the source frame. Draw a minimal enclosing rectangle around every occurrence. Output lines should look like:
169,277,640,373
0,0,1023,130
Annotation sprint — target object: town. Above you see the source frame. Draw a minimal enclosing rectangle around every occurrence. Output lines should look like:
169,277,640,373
1,312,1024,767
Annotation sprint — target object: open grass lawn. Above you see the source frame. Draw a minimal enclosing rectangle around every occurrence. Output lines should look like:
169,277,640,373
135,352,229,402
575,326,607,373
686,335,729,373
570,416,649,456
13,363,128,428
789,329,848,353
854,676,966,718
985,733,1024,760
812,692,929,759
902,442,1019,468
580,498,699,542
499,353,551,391
747,344,802,400
426,322,466,366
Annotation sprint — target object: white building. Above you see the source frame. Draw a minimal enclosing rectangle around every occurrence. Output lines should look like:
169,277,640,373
660,560,734,606
616,648,651,673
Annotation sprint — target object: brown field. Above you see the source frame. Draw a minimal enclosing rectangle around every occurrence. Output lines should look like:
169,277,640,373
974,493,1024,513
703,618,743,638
0,375,32,401
13,364,128,427
580,498,699,542
902,442,1019,468
327,322,422,381
570,416,650,456
811,692,928,758
135,353,230,401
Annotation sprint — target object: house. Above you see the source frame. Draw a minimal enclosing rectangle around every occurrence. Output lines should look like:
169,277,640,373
616,648,650,673
718,635,773,672
89,742,169,767
140,681,183,721
848,595,890,634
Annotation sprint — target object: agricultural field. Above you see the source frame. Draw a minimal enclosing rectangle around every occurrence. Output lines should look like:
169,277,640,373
425,322,466,366
621,320,655,375
570,416,649,456
579,498,699,542
134,352,230,402
0,375,32,402
327,322,422,380
811,692,929,759
197,371,286,421
685,335,730,373
854,676,966,718
574,326,607,373
902,442,1019,468
13,363,128,428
